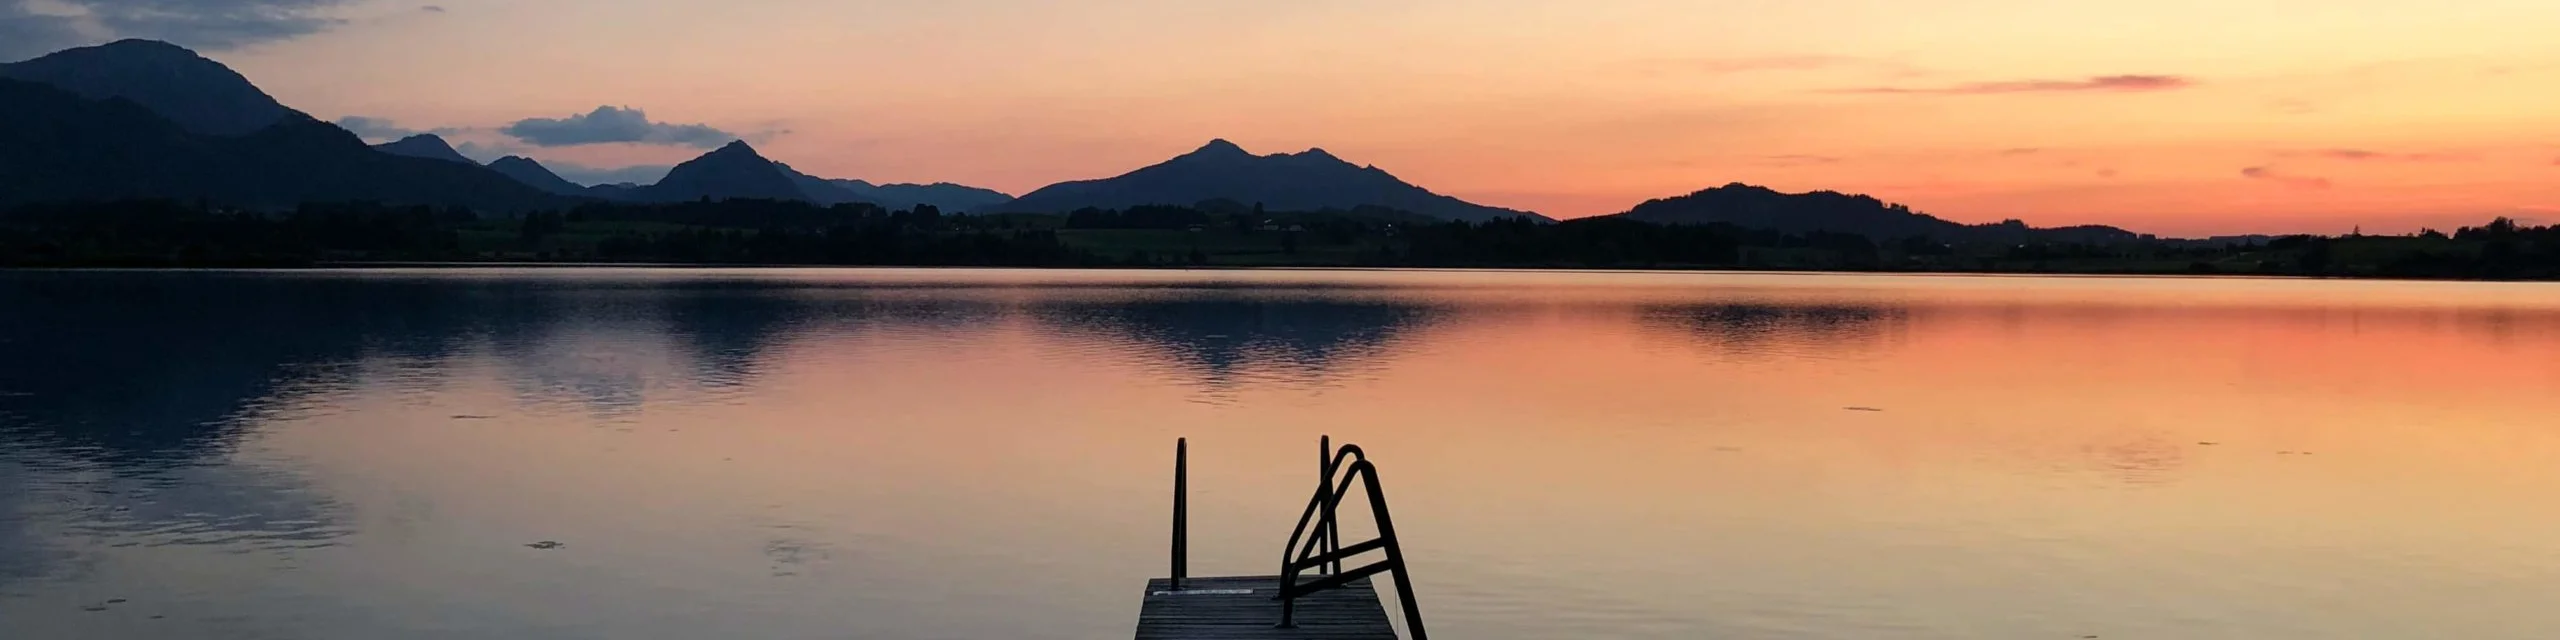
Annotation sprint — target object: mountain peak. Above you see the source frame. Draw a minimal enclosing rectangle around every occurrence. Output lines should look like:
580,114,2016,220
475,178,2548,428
639,140,805,203
1290,147,1342,162
1189,138,1251,158
89,39,200,56
1001,140,1547,222
0,39,296,136
372,134,475,165
484,156,590,195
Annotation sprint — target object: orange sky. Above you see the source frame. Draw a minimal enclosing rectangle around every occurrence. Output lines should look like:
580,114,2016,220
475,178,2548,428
152,0,2560,234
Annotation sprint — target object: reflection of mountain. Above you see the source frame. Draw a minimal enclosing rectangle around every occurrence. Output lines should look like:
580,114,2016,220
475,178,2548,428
0,273,848,586
0,274,829,460
1024,296,1441,393
1641,302,1908,359
0,274,380,461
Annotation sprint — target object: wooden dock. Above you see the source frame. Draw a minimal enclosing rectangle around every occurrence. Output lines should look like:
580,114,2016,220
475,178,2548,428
1135,575,1398,640
1136,437,1426,640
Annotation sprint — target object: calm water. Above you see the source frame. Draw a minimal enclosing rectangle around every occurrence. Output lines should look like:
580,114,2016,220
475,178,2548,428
4,268,2559,639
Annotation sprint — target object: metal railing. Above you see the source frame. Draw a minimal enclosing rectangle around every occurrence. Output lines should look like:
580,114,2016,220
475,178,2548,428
1169,437,1188,591
1274,436,1427,639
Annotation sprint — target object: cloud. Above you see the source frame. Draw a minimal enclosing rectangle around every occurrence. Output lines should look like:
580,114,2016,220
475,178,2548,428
442,137,671,186
1836,74,2193,95
2096,168,2120,179
2269,98,2319,115
1,1,363,59
499,106,737,148
2241,166,2332,189
0,5,88,61
420,5,443,12
2292,149,2470,162
1997,148,2043,156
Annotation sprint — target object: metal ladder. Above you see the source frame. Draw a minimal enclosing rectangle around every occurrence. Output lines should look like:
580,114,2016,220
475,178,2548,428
1163,436,1428,639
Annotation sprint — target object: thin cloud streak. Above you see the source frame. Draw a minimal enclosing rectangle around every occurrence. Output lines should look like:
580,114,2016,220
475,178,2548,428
1835,74,2193,95
0,0,361,58
2241,166,2333,189
2293,148,2471,162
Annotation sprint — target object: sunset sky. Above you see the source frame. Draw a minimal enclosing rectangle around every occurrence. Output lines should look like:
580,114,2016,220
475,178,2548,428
9,0,2560,235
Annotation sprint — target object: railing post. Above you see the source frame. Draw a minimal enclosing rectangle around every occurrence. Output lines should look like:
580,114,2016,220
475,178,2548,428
1363,466,1427,640
1171,437,1186,591
1319,435,1338,575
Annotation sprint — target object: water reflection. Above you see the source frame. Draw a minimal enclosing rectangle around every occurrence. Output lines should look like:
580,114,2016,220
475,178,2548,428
1642,303,1908,361
0,269,2557,640
1029,296,1443,399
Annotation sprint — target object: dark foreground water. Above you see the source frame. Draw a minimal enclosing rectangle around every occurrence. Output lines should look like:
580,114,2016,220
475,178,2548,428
3,268,2558,639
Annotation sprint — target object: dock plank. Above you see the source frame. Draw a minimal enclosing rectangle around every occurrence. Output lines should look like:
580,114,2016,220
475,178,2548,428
1134,575,1398,640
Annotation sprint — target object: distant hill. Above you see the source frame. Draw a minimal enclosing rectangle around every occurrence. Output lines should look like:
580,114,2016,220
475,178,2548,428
0,77,557,211
635,141,809,203
0,39,298,137
1615,183,2138,244
1001,139,1546,222
486,156,592,196
773,163,880,206
829,180,1014,213
372,134,477,165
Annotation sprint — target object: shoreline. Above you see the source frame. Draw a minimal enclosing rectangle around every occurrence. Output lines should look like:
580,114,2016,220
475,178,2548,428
9,261,2558,284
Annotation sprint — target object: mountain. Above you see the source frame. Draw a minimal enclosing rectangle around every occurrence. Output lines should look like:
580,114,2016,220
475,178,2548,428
829,180,1014,213
0,77,557,211
772,163,1014,212
1614,183,2138,244
372,134,477,165
635,141,810,203
773,163,880,206
0,39,297,136
486,156,592,196
1000,139,1545,222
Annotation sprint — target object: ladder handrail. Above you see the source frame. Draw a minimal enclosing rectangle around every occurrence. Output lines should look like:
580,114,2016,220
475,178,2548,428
1273,439,1426,640
1278,440,1364,574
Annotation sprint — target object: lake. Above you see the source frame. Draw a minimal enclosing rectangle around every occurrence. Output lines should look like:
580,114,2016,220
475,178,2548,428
4,268,2558,639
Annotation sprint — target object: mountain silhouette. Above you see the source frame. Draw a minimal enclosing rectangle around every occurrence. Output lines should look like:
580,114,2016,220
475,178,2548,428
0,39,298,137
774,162,882,206
1001,139,1546,222
1615,183,2135,243
828,180,1015,213
486,156,592,196
636,141,810,203
772,162,1017,212
372,134,477,165
0,77,556,210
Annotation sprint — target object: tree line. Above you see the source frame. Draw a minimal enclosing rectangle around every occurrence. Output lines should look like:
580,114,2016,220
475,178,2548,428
7,199,2560,279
